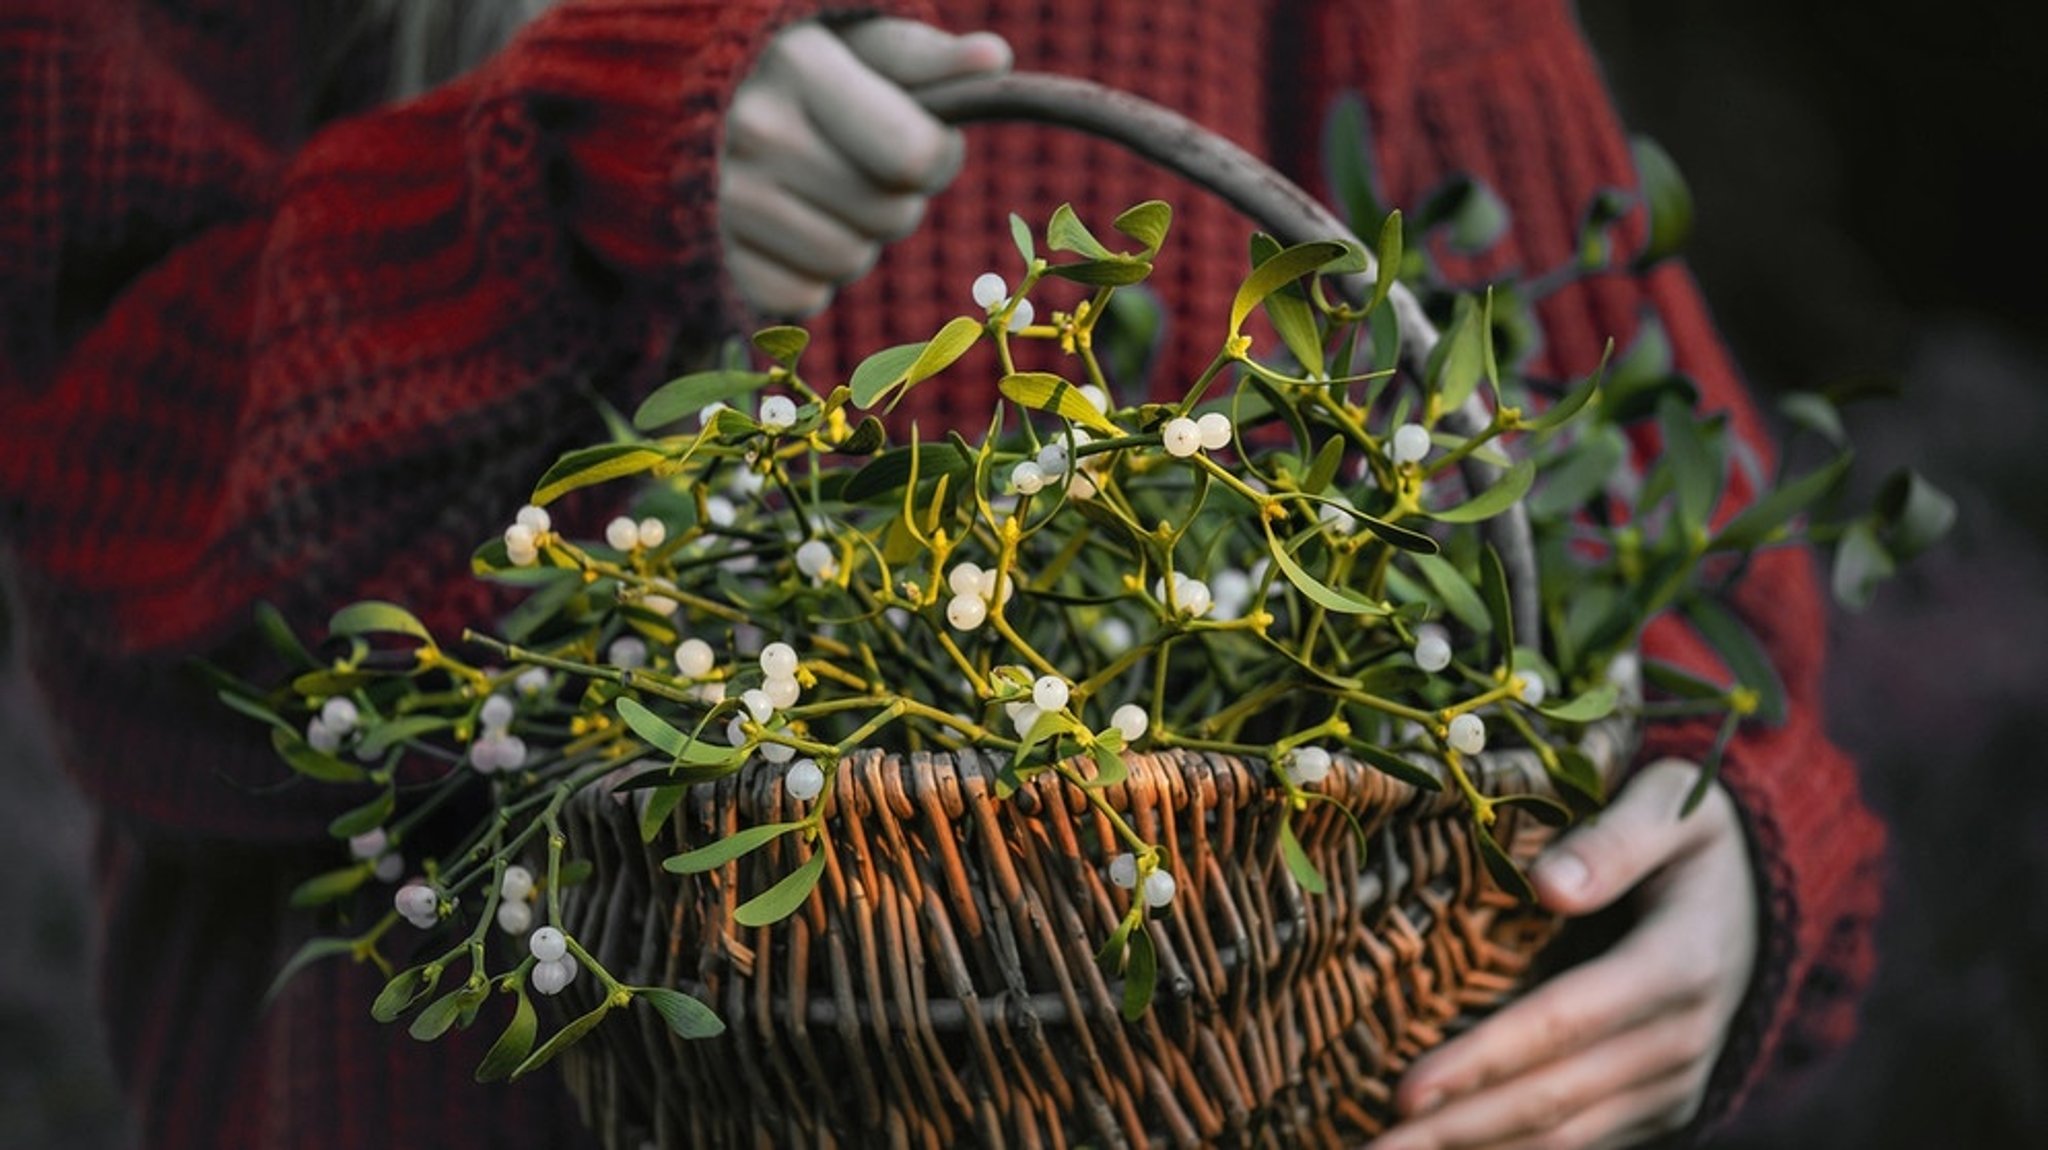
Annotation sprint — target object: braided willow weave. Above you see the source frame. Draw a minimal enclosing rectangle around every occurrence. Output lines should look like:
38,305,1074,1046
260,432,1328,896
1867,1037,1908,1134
553,720,1629,1149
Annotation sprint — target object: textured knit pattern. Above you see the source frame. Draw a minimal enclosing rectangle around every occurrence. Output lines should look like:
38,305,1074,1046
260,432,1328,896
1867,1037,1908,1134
0,1,1882,1146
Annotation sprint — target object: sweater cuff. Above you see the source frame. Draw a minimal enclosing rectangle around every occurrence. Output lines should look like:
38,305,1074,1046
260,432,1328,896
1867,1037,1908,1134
1635,551,1886,1139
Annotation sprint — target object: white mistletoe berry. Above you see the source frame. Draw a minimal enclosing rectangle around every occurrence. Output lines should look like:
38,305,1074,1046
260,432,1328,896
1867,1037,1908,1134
500,865,535,903
601,515,637,551
1092,617,1135,655
1010,460,1046,495
1414,624,1452,674
1007,297,1036,332
759,642,798,679
1035,440,1069,476
515,504,551,533
1318,496,1360,537
1142,869,1178,908
1110,704,1148,742
1286,746,1333,786
1512,670,1547,706
1031,674,1070,714
636,517,667,550
1209,568,1253,621
759,739,795,764
673,638,716,679
503,522,537,554
948,562,985,597
529,926,568,965
1008,702,1042,737
1391,422,1432,465
496,898,533,936
320,697,359,733
306,715,344,754
785,758,826,802
479,693,515,732
1079,384,1110,414
530,957,575,997
763,674,801,711
642,577,679,617
373,852,403,883
971,271,1008,309
741,688,774,724
704,495,738,529
1162,416,1202,458
394,883,438,927
1108,853,1139,889
1197,411,1233,451
795,539,837,581
758,394,798,431
348,827,388,861
607,636,648,670
947,593,988,631
1447,713,1487,756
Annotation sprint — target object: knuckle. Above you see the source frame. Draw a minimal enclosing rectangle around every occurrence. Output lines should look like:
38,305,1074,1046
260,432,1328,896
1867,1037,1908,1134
1516,1084,1573,1134
877,125,959,192
724,93,795,158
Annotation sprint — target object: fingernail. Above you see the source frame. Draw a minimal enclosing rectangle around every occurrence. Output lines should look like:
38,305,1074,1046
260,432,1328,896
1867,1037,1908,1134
1534,850,1587,896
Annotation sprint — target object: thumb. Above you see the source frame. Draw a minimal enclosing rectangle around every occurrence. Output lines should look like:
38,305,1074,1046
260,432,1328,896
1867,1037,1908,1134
1529,758,1719,915
837,19,1013,88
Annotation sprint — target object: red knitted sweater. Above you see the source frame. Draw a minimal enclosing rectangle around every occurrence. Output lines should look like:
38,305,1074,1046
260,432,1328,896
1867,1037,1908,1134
0,1,1883,1146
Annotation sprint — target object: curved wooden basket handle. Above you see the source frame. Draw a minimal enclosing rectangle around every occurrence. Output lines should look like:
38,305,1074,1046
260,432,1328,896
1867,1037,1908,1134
916,71,1541,646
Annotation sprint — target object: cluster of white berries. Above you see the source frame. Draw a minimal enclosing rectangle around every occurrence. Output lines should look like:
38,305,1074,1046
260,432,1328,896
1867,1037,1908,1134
306,696,360,756
603,515,666,554
1159,411,1233,459
502,504,551,567
1153,571,1213,618
944,560,1013,631
527,926,580,996
1001,672,1072,737
394,882,440,929
470,690,526,774
725,643,806,768
495,864,536,936
1013,427,1107,500
1107,853,1178,907
1283,745,1333,787
348,826,404,882
972,271,1035,333
1390,422,1433,466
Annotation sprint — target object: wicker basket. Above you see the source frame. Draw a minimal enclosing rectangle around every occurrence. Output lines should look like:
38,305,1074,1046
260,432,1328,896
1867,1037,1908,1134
555,724,1629,1148
545,72,1640,1148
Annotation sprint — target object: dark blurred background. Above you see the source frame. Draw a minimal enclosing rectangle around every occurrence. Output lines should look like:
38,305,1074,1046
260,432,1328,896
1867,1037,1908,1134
1581,4,2048,1147
3,3,2042,1147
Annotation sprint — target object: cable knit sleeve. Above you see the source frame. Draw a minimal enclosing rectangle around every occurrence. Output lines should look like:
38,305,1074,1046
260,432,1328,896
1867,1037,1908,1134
1289,0,1887,1136
0,0,923,843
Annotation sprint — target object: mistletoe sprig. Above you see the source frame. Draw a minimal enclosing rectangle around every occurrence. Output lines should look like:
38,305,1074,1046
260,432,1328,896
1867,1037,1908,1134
224,185,1936,1080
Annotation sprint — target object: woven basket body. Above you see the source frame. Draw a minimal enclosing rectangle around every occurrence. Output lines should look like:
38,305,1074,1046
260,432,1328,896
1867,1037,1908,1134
554,722,1630,1149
